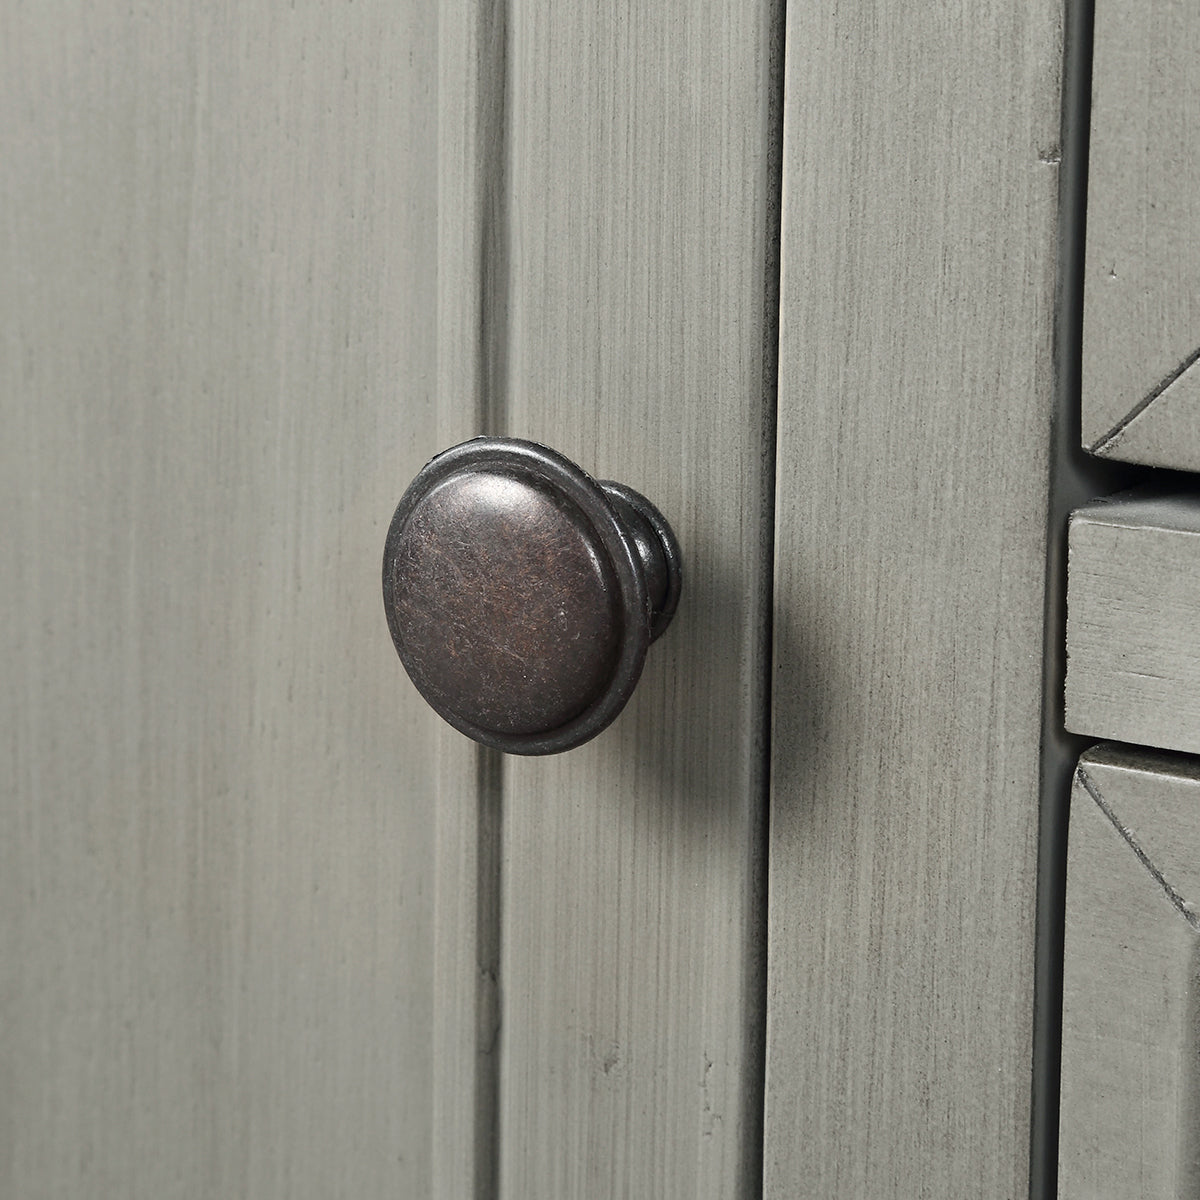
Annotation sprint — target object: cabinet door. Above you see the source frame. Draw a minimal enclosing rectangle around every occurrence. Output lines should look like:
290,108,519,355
5,2,1079,1198
2,1,780,1197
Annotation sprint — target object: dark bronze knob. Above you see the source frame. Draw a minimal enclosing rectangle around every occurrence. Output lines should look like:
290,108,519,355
382,437,682,755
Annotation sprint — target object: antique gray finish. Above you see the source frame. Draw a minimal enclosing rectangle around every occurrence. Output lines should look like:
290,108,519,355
1,3,449,1196
1065,489,1200,755
765,0,1064,1193
494,0,781,1193
1,0,779,1192
1082,0,1200,469
4,0,1132,1196
1060,744,1200,1198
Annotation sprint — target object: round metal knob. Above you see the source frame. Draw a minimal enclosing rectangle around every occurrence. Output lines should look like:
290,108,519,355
382,437,682,755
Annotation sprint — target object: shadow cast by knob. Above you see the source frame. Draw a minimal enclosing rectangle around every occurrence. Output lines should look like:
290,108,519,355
589,530,828,848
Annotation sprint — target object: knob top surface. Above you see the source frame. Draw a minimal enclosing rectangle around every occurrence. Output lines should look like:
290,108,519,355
383,438,653,754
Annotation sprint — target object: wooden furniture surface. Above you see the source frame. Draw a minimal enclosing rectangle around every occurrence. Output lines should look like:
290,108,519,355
4,0,1147,1196
1060,745,1200,1198
1066,489,1200,756
1064,1,1200,1194
2,0,783,1196
496,0,780,1194
1082,0,1200,469
0,3,451,1196
764,0,1063,1194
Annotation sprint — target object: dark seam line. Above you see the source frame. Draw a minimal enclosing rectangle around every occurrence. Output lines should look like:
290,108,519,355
1076,764,1199,930
479,0,510,442
1088,343,1200,455
749,0,787,1195
473,743,504,1200
474,1,508,1196
1029,0,1107,1193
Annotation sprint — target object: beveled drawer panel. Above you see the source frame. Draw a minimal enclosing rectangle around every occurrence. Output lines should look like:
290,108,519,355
1060,744,1200,1199
1082,0,1200,470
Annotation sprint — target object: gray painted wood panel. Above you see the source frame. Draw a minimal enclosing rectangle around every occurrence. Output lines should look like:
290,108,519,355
765,1,1063,1194
1082,0,1200,469
0,5,453,1195
1060,745,1200,1198
496,0,780,1195
1065,490,1200,755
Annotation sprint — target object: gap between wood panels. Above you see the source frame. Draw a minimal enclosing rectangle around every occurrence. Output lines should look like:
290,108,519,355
477,0,509,443
750,0,789,1194
473,744,504,1200
1032,0,1144,1193
432,0,510,1195
474,0,509,1191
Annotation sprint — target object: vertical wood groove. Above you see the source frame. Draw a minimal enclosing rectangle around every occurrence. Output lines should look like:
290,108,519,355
474,745,504,1200
431,1,509,1196
478,0,509,440
749,1,788,1192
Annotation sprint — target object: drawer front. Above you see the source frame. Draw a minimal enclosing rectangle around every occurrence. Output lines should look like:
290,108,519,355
1065,489,1200,755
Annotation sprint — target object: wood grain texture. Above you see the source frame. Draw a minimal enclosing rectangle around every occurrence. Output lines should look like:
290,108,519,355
1060,745,1200,1198
1082,0,1200,469
497,1,780,1195
765,1,1063,1194
0,4,447,1195
1065,489,1200,755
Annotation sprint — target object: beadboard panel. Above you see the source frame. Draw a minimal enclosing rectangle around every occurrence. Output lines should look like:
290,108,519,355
766,0,1063,1193
0,5,453,1196
497,1,781,1195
